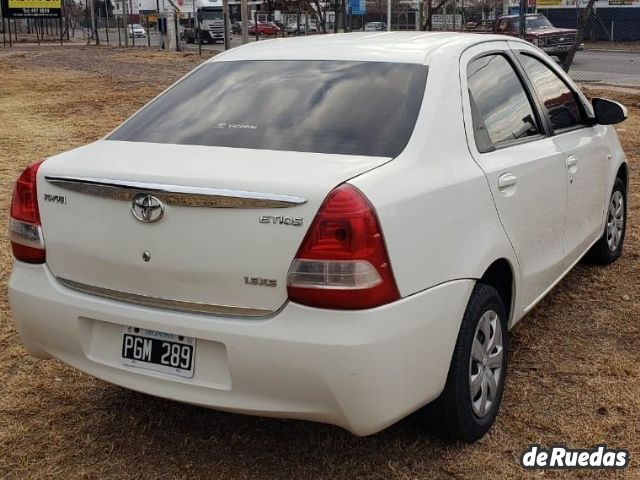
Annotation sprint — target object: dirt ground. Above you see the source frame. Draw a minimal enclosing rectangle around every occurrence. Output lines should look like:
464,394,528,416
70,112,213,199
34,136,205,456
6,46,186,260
0,46,639,480
584,41,640,52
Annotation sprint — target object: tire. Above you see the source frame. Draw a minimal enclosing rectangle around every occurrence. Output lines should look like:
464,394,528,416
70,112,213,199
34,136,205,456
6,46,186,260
586,177,627,265
424,283,508,442
556,53,569,63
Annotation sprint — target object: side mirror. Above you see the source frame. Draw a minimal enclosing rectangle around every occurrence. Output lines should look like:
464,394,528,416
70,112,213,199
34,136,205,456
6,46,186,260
592,98,628,125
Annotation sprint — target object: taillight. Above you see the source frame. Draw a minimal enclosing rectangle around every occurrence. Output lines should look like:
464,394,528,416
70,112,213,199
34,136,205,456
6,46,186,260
287,184,399,309
9,161,46,263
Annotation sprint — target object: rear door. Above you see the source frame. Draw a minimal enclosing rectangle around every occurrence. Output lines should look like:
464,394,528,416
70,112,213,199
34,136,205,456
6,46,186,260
511,47,610,267
460,42,567,311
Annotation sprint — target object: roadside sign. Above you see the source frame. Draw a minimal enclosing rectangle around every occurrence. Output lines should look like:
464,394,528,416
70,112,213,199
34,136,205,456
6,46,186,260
4,0,61,17
431,14,462,28
348,0,365,15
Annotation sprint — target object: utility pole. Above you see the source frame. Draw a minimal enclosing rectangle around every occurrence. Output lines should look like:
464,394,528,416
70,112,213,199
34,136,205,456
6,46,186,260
386,0,390,30
89,0,99,44
123,0,129,45
222,0,229,49
442,0,446,30
254,8,258,40
166,5,178,50
1,2,6,47
341,0,347,32
159,0,166,48
518,0,526,38
192,0,201,54
105,1,110,45
240,0,248,43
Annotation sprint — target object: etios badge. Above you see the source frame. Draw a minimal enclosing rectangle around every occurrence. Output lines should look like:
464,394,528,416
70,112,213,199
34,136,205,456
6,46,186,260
131,193,165,223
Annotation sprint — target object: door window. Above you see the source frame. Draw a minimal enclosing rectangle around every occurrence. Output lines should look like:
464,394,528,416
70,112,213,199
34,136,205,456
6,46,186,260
467,54,541,152
518,53,586,132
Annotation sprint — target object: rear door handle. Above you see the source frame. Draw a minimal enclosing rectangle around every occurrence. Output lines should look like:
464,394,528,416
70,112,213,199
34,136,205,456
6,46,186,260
498,173,517,189
498,173,518,196
566,155,578,173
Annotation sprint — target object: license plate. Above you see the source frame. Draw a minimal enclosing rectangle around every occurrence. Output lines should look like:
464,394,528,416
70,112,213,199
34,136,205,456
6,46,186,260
121,326,196,378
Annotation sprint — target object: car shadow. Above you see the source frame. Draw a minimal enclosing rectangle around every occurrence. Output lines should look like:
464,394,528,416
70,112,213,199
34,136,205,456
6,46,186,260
82,383,460,477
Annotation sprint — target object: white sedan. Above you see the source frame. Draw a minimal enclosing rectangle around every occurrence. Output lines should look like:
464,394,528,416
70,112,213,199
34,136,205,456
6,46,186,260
128,24,147,38
8,32,628,442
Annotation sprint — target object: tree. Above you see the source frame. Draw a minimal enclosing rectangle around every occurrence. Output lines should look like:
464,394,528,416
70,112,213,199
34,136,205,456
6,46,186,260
63,0,83,38
366,0,404,25
561,0,596,71
469,0,501,20
421,0,447,31
303,0,329,32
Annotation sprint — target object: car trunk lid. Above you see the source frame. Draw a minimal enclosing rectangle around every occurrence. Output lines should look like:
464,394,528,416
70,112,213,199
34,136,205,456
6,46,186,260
38,140,390,316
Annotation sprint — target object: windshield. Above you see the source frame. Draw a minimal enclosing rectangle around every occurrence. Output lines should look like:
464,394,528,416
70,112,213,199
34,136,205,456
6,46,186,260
513,15,554,31
201,9,223,20
108,60,428,157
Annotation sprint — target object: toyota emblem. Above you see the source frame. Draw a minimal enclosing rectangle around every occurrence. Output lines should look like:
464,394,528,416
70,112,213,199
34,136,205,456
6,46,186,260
131,193,165,223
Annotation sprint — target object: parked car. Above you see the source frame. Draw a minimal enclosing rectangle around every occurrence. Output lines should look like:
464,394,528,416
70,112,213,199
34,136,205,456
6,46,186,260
9,32,628,443
285,22,318,35
467,13,583,62
231,20,255,35
285,22,299,34
364,21,386,31
127,24,147,38
249,21,280,36
285,22,303,34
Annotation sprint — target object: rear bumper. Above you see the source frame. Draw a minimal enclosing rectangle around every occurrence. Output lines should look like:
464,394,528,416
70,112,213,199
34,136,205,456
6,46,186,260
9,262,472,435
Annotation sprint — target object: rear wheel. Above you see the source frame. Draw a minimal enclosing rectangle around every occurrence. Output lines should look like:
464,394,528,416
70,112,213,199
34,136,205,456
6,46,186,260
424,283,508,442
586,177,627,264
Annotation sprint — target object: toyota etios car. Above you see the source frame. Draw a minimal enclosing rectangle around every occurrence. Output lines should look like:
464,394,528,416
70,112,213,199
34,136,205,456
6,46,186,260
9,33,628,442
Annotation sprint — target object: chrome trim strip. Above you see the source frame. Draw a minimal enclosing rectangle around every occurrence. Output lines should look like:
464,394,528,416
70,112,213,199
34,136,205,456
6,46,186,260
57,277,275,317
45,176,307,208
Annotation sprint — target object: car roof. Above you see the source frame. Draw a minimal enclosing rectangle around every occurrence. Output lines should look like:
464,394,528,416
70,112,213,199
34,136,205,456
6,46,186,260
212,32,518,64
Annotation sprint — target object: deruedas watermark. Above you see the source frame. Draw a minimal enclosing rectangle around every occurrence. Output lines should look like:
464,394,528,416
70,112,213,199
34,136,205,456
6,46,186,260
521,444,630,470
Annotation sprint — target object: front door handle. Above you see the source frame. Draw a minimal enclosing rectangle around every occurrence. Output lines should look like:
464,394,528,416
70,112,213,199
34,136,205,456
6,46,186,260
566,155,578,173
498,173,517,196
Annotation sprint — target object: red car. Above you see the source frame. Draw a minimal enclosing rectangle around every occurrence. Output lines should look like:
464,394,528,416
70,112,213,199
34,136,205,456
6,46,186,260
249,21,281,36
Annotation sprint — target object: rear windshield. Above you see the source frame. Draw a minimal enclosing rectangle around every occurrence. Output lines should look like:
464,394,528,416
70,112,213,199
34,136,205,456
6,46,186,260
108,60,428,157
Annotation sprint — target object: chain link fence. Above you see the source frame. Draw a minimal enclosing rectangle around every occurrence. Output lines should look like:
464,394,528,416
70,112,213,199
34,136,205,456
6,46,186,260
2,2,638,88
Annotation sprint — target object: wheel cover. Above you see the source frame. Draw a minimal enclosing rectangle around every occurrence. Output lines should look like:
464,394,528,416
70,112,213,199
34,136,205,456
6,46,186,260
606,190,624,252
469,310,504,418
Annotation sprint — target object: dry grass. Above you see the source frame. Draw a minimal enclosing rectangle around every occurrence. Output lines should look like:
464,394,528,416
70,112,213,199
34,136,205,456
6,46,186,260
0,47,639,480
